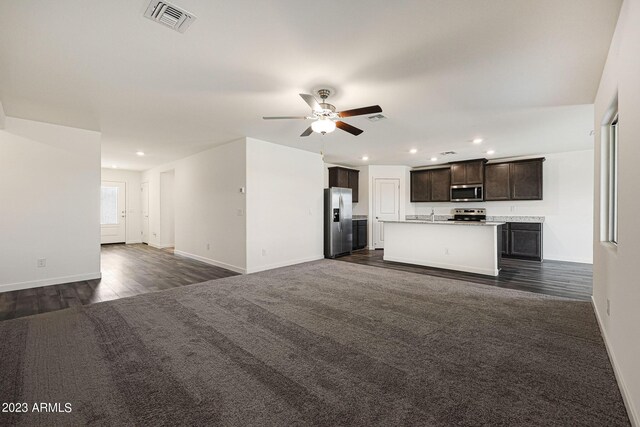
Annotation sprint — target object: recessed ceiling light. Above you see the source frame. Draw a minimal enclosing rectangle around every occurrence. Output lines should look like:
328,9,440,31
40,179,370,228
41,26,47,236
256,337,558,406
136,151,145,156
362,156,369,161
473,138,483,144
430,157,438,162
486,150,495,155
112,165,118,169
409,148,418,154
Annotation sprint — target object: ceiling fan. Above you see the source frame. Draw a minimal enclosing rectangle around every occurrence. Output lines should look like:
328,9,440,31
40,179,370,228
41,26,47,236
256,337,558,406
263,89,382,137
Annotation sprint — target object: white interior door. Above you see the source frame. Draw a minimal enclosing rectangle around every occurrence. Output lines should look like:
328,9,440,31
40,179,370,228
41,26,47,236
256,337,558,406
100,181,126,244
373,178,400,249
141,182,149,244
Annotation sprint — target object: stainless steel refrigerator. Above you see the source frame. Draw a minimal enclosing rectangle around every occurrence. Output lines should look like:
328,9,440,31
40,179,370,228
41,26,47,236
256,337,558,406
324,187,352,258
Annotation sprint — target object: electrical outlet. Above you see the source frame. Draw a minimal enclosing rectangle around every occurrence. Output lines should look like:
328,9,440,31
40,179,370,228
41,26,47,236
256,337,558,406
37,258,46,268
607,299,610,316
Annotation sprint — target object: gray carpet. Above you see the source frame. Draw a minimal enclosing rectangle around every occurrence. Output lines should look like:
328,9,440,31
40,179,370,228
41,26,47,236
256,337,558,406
0,260,629,426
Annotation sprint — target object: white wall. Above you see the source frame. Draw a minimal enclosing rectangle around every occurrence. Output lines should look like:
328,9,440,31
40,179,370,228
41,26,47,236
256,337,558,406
143,137,323,274
246,137,324,273
160,170,175,247
0,117,101,291
143,139,246,272
408,150,594,263
101,168,143,244
354,166,369,216
593,1,640,424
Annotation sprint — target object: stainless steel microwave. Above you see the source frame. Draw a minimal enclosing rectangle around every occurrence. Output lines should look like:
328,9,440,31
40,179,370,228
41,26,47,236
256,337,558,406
450,184,483,202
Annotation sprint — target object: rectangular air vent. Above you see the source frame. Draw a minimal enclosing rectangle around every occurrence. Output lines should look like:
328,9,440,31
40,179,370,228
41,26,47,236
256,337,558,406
144,1,196,33
439,151,457,156
367,114,386,122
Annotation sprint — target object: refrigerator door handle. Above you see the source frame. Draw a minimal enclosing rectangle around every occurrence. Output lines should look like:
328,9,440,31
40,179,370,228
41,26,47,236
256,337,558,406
338,194,343,232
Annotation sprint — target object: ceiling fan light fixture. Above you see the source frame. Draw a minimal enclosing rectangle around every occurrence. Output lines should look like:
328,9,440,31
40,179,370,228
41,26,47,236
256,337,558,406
311,119,336,134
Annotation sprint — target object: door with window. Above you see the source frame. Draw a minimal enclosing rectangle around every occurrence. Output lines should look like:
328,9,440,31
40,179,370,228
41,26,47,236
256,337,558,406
100,181,126,244
373,178,400,249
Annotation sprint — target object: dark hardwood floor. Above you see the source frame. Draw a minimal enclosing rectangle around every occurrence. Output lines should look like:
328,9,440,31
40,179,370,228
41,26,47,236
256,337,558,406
338,249,593,301
0,245,593,322
0,244,238,322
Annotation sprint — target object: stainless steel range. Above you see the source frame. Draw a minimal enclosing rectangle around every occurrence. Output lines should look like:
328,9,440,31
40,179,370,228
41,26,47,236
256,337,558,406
448,208,486,222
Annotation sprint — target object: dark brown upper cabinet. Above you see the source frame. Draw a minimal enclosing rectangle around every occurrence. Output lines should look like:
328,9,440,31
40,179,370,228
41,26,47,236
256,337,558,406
510,159,543,200
328,166,359,203
410,168,451,202
484,158,544,201
410,170,430,202
450,159,486,185
430,168,451,201
484,163,511,200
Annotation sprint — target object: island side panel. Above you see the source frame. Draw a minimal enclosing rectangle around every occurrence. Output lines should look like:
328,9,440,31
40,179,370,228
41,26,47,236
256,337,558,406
383,222,500,276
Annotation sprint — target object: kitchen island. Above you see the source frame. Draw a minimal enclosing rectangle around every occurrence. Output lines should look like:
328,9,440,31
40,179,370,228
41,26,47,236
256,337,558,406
382,220,505,276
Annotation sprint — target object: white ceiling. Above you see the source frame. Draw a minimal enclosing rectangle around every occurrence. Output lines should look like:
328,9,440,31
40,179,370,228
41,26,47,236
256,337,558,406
0,0,621,170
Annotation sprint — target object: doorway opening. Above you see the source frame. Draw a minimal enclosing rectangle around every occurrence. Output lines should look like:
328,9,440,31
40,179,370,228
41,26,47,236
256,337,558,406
141,181,149,244
160,170,175,251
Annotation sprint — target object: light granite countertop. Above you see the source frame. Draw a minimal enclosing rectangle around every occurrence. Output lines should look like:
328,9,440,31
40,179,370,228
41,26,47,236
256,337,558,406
383,220,505,226
406,215,544,223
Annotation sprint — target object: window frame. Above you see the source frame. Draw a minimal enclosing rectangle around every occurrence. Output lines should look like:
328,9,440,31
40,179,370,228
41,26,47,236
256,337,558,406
607,114,619,245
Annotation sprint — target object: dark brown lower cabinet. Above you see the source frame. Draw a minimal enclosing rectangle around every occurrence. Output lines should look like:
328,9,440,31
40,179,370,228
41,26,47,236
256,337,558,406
501,226,509,257
352,219,368,250
502,222,543,261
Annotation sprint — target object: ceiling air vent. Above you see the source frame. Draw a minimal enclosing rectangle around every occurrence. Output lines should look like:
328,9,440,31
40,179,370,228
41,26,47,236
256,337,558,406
367,114,386,122
439,151,457,156
144,1,196,33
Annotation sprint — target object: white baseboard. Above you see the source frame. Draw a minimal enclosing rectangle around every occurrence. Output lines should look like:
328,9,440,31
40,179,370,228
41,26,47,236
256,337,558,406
173,250,246,274
0,272,102,293
126,240,142,245
148,242,174,249
544,255,593,264
245,254,324,274
383,255,499,277
592,297,638,427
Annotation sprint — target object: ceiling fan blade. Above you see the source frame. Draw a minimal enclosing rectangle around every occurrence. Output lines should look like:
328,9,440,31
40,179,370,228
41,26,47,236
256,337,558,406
335,121,363,136
300,126,314,137
300,93,322,111
338,105,382,118
263,116,309,120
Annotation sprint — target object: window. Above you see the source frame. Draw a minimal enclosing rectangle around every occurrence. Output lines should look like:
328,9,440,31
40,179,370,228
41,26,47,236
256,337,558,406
607,114,619,244
100,186,119,225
